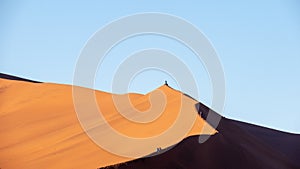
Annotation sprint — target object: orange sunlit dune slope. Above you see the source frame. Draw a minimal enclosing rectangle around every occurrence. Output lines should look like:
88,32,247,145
0,78,216,169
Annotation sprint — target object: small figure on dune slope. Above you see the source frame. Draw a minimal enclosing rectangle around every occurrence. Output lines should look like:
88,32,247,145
164,80,168,86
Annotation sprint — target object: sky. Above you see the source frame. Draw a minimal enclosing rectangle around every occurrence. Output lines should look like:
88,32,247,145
1,0,300,133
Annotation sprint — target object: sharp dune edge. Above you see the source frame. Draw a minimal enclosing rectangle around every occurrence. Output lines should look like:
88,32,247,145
0,74,300,169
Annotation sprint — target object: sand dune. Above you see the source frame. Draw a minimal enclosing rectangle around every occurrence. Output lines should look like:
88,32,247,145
0,74,216,169
2,74,299,169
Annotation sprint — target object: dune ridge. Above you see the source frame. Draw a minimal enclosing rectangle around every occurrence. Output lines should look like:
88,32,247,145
1,73,299,169
0,74,216,169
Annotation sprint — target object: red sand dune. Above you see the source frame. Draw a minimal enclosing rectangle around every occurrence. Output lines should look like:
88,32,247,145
0,74,215,169
1,73,299,169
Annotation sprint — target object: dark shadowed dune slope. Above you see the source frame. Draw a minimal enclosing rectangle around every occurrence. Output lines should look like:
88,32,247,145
100,103,300,169
0,73,41,83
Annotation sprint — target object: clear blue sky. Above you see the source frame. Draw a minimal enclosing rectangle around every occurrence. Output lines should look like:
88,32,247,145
1,0,300,133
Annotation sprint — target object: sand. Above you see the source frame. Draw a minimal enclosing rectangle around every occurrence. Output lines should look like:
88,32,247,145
0,77,216,169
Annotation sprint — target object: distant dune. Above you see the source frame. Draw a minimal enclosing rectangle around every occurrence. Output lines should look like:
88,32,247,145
0,73,299,169
0,73,41,83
